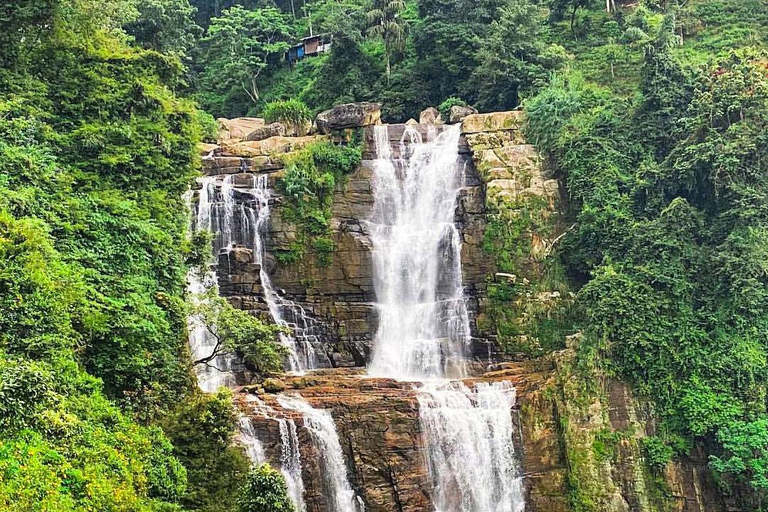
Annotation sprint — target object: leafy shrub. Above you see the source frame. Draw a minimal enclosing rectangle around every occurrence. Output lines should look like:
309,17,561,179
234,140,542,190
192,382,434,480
262,99,312,135
238,464,296,512
641,436,673,472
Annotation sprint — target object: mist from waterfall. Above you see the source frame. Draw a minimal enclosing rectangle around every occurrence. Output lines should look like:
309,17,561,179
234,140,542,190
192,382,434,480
368,124,471,379
277,395,364,512
418,381,525,512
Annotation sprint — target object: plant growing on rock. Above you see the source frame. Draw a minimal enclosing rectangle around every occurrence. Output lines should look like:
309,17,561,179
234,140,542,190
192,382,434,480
191,289,286,375
262,99,312,135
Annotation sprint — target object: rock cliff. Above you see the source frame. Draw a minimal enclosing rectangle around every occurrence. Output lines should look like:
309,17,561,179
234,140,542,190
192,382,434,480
198,106,734,511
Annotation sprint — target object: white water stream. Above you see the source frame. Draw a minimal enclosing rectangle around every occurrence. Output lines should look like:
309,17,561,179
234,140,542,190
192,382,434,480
367,124,525,512
278,395,364,512
188,172,322,391
368,125,471,379
418,381,525,512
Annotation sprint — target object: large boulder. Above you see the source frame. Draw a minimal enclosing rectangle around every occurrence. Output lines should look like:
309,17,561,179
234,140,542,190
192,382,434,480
315,102,382,134
449,105,478,124
217,117,265,142
245,122,287,141
461,111,524,134
419,107,442,125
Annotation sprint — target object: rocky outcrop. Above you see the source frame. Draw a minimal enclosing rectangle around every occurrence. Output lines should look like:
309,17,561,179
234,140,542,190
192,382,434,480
217,117,265,141
449,105,478,124
245,122,287,141
419,106,442,125
315,102,382,134
236,353,734,512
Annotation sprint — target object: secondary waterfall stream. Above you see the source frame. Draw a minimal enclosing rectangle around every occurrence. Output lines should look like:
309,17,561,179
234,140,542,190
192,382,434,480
368,124,525,512
278,396,364,512
189,172,320,389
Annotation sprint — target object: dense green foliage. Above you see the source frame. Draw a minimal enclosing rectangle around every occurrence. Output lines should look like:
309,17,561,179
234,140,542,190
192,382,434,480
192,291,286,374
237,464,295,512
187,0,565,119
524,1,768,506
0,0,253,509
162,390,251,511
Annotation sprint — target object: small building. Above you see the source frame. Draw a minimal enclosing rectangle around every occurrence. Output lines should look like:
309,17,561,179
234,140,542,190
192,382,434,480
287,34,332,64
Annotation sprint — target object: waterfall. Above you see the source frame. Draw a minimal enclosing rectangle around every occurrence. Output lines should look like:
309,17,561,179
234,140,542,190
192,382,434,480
187,176,237,392
417,381,525,512
278,419,307,512
187,172,322,390
367,124,526,512
277,395,364,512
236,415,267,464
368,124,471,379
248,175,319,372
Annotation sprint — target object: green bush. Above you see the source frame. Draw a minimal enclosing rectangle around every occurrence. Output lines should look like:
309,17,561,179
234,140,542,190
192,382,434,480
238,464,296,512
262,99,312,135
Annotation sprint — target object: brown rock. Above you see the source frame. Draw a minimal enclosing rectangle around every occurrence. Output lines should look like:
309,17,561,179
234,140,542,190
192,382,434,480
419,107,442,125
315,102,382,134
461,111,524,134
449,105,478,124
217,117,265,142
222,135,325,158
245,122,287,141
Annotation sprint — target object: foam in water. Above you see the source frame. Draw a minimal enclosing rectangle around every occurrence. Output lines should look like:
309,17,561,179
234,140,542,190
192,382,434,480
368,124,471,379
277,395,364,512
417,381,525,512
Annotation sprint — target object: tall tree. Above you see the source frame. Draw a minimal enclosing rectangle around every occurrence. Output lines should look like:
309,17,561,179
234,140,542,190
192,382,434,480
366,0,408,81
198,5,294,116
472,0,567,110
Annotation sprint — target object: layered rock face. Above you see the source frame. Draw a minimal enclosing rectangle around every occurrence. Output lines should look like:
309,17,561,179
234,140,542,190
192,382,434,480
198,111,505,367
236,355,731,512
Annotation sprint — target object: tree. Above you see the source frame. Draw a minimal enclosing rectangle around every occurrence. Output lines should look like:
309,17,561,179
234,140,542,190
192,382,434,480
238,464,296,512
199,5,294,116
192,289,286,375
472,0,567,111
124,0,203,59
366,0,408,81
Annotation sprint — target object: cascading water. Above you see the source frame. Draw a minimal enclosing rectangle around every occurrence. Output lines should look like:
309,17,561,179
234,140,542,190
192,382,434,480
187,176,237,392
367,124,525,512
278,418,307,512
417,381,525,512
368,124,471,379
247,175,320,372
277,395,364,512
188,173,322,387
236,415,267,464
